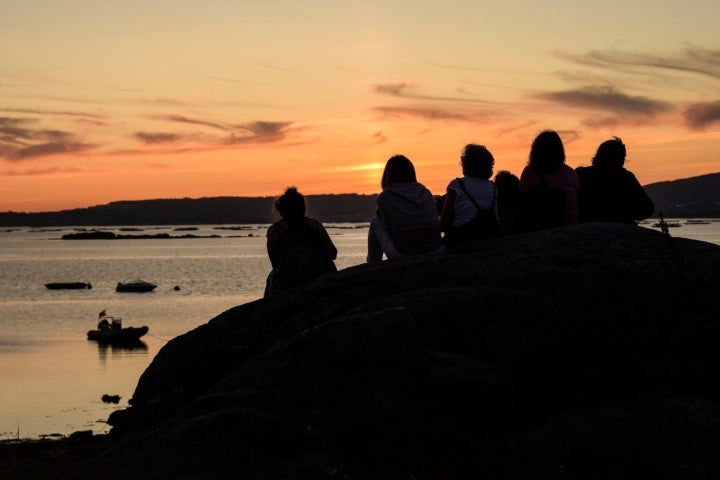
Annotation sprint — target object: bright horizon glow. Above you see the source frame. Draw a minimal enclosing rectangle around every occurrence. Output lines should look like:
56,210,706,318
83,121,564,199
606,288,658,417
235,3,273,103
2,1,719,212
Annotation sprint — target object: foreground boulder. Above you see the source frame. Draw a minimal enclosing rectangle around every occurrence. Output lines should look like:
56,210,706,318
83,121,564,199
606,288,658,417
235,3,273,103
99,223,720,479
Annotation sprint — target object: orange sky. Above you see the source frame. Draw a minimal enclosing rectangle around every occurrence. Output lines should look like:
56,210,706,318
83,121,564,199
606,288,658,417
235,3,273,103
2,1,719,212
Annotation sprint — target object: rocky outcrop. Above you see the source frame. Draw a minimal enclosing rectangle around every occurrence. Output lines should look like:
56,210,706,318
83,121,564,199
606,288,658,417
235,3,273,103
100,223,720,479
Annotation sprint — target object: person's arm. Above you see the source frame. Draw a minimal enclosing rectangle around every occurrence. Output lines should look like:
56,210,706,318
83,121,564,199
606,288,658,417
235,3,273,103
439,188,457,232
266,222,285,268
627,172,655,220
306,217,338,260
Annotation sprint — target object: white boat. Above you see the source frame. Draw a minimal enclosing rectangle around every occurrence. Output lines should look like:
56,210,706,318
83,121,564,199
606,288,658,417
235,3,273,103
116,279,157,292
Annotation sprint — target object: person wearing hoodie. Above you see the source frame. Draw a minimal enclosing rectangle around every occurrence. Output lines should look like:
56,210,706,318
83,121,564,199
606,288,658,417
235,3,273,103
367,155,444,264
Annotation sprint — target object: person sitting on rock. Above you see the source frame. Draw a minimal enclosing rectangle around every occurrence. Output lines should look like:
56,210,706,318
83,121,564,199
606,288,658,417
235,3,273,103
518,130,580,231
440,144,500,247
575,137,655,224
494,170,521,234
265,187,337,297
367,155,444,264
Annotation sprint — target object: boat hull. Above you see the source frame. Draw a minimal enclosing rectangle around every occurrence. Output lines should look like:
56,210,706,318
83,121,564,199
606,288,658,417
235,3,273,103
45,282,92,290
87,326,149,343
116,282,156,292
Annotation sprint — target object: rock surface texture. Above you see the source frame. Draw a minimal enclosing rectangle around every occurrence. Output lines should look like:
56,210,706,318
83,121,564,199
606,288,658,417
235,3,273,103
100,223,720,479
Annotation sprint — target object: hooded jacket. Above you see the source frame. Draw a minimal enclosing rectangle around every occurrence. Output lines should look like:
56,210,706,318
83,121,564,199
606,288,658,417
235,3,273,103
377,182,442,255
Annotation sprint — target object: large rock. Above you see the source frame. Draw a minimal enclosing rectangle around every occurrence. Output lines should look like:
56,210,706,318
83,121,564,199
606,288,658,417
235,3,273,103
99,223,720,479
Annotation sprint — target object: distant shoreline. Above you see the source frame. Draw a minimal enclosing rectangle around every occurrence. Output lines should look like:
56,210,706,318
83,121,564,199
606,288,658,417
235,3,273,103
1,172,719,226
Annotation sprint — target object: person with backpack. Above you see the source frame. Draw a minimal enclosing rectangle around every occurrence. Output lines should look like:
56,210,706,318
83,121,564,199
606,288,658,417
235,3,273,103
367,155,444,265
440,144,500,247
518,130,580,231
265,187,337,297
575,137,654,224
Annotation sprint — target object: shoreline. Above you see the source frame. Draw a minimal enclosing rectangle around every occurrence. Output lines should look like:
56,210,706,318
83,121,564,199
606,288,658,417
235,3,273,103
0,432,111,480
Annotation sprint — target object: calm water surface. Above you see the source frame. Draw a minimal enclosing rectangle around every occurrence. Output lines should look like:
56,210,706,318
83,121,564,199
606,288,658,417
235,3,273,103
0,224,367,440
0,221,717,440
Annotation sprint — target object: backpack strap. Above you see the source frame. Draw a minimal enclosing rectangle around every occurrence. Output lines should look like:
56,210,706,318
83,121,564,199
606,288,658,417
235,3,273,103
456,178,496,211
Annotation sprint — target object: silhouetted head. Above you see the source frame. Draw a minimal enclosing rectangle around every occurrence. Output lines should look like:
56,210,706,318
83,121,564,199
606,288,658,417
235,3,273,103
494,170,520,198
381,155,417,189
274,187,306,221
528,130,565,173
592,136,626,169
461,144,494,179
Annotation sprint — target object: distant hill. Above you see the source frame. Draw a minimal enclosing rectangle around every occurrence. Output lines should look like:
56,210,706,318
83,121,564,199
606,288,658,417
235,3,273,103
1,172,718,227
644,172,720,218
0,194,379,227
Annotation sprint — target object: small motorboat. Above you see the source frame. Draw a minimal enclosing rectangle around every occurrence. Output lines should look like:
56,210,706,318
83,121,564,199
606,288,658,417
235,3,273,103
45,282,92,290
116,279,157,292
88,311,148,344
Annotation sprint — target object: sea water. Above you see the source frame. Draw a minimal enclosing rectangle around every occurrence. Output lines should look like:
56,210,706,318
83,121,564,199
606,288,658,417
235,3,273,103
0,221,718,440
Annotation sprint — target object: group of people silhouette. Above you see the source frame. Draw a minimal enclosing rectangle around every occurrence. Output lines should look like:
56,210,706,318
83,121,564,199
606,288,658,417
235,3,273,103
264,130,655,297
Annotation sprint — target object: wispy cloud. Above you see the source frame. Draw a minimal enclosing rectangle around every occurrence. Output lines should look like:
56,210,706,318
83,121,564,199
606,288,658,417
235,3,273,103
227,121,294,144
0,107,106,120
134,132,184,144
132,119,297,150
537,86,673,117
562,46,720,80
373,82,500,105
0,166,87,177
151,114,230,131
683,101,720,130
13,141,94,160
557,130,580,144
373,105,491,123
371,131,387,145
374,83,417,96
0,117,95,161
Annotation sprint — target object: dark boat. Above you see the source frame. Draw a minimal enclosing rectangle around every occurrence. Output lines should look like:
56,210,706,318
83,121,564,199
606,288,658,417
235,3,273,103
45,282,92,290
116,279,157,292
87,313,149,344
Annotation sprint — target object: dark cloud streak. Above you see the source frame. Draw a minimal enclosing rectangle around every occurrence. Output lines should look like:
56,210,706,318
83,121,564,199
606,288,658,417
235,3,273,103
155,114,230,131
374,105,482,122
134,132,183,144
13,142,94,160
537,86,673,117
683,101,720,130
0,117,95,161
562,47,720,81
373,82,500,105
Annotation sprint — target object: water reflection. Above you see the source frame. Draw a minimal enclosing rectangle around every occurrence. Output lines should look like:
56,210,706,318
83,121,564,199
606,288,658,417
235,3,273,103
95,340,148,363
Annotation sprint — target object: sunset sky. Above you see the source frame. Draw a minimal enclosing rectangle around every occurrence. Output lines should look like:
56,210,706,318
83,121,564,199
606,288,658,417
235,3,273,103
2,0,719,212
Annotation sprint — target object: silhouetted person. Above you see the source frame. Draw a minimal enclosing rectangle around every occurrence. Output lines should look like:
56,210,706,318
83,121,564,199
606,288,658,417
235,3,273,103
494,170,521,234
440,144,499,247
367,155,443,264
265,187,337,297
519,130,580,230
576,137,654,224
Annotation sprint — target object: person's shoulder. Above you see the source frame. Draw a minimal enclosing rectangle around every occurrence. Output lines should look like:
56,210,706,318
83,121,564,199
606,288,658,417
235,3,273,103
574,165,593,179
619,168,639,179
560,164,580,181
304,216,325,229
575,165,591,174
268,220,287,234
446,178,461,190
